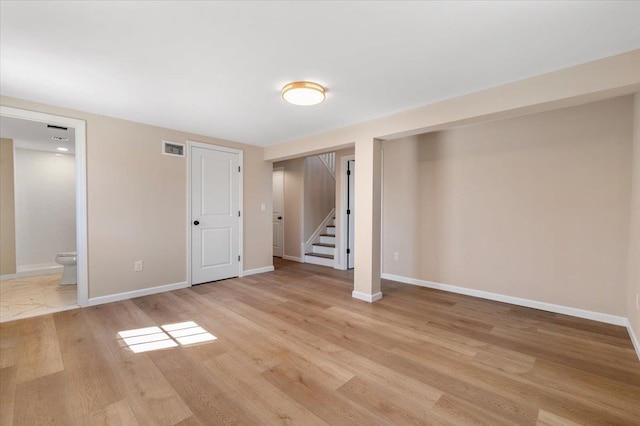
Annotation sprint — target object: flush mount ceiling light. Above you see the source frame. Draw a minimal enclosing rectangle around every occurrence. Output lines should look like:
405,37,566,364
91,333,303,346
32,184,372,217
281,81,326,106
56,147,69,152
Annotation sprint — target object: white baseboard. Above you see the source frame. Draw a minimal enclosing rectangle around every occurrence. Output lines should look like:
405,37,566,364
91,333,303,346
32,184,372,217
627,321,640,362
17,261,60,272
87,281,188,307
0,273,17,281
3,263,63,280
282,255,304,263
243,266,275,276
381,273,628,327
352,290,383,303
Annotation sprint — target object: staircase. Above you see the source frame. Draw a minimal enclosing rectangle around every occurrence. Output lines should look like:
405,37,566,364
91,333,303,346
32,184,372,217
305,217,336,267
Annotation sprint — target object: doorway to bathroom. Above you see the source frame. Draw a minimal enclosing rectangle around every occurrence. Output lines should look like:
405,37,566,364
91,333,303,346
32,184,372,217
0,107,88,322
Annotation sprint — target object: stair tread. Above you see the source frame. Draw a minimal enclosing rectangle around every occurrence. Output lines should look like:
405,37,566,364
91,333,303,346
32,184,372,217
305,253,334,259
320,234,335,237
326,225,335,228
313,243,335,248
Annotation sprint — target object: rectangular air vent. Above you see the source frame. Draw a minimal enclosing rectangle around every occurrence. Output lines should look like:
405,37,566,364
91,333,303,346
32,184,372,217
162,141,185,157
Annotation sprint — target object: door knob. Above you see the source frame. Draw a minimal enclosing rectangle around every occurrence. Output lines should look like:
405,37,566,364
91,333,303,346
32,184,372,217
278,216,282,220
193,220,200,225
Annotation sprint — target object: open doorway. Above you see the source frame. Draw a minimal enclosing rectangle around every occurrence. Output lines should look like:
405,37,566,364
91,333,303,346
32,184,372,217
0,107,87,322
272,149,355,273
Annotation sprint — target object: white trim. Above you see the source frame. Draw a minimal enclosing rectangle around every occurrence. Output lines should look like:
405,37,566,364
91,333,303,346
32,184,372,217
0,265,63,281
627,321,640,362
87,281,188,307
272,166,285,258
282,255,304,263
381,273,628,326
352,290,383,303
0,106,89,307
15,264,63,278
380,148,384,276
243,266,275,276
300,161,306,264
337,154,355,270
17,261,59,272
186,140,244,284
303,208,336,255
186,141,192,286
0,274,17,281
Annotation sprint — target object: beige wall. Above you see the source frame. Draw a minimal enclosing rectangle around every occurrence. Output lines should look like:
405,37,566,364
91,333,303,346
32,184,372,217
303,156,335,241
1,96,272,298
0,138,16,275
383,97,633,315
629,93,640,340
273,157,304,260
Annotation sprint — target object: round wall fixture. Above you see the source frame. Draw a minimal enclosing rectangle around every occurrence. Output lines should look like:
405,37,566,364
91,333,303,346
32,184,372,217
281,81,326,106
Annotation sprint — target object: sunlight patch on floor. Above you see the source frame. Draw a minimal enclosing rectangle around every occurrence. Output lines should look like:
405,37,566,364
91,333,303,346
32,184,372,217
118,321,216,353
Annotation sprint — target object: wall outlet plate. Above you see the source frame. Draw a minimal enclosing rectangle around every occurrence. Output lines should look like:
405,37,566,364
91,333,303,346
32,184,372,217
134,261,143,272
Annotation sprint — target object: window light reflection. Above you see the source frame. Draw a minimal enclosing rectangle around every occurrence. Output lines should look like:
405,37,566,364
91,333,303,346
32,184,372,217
117,321,217,353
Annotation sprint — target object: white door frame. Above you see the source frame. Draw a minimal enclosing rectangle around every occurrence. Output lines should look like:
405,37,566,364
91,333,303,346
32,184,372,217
337,154,355,270
272,166,285,258
186,140,243,286
0,106,89,306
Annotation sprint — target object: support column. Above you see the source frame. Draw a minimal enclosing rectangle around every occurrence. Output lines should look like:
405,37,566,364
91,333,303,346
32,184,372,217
352,137,382,302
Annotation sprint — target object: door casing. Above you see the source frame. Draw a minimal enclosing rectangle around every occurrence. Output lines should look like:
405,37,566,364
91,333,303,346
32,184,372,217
0,106,89,306
272,167,284,258
338,154,355,270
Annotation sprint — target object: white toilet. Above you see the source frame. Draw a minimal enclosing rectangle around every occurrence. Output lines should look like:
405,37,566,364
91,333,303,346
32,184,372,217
55,252,77,285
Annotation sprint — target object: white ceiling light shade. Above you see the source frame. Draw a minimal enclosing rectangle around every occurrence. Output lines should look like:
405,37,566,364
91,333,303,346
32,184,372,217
56,147,69,151
281,81,326,106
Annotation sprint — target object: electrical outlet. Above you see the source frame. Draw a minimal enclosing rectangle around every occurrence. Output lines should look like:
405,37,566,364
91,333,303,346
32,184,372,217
393,252,400,261
261,203,266,211
134,261,143,272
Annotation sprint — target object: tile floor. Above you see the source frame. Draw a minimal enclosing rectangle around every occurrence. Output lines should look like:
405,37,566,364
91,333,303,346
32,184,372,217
0,274,77,323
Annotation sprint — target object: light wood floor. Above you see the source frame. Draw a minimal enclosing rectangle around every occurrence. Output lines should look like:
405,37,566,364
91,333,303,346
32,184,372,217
1,258,639,425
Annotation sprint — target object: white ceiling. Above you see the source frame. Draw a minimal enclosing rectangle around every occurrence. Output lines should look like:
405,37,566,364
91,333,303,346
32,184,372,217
1,1,639,147
1,116,76,154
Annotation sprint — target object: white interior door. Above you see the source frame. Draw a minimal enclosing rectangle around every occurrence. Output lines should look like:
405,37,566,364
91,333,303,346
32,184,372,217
272,168,284,258
191,145,240,284
347,160,355,269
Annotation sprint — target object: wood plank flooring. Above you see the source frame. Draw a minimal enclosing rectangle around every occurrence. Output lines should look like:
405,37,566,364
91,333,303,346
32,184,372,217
1,258,639,425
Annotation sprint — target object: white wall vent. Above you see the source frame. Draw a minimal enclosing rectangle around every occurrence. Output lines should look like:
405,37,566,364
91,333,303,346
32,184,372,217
162,140,185,157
